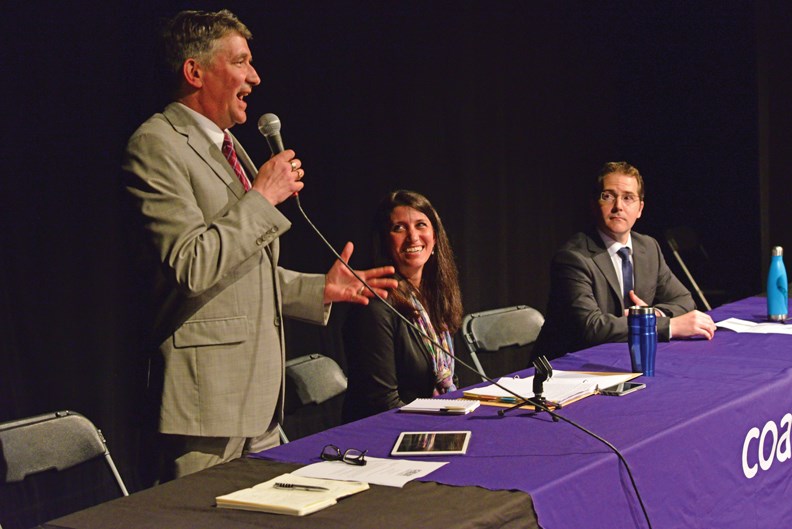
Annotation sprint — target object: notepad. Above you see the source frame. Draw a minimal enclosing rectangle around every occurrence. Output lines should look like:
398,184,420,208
399,398,480,415
216,473,369,516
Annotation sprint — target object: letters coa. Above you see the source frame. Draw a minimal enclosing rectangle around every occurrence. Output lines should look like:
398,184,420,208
742,413,792,479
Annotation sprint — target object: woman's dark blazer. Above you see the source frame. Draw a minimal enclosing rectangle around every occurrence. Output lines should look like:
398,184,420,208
342,298,438,422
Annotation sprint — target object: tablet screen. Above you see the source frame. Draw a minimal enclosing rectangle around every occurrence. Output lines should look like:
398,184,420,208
391,431,471,456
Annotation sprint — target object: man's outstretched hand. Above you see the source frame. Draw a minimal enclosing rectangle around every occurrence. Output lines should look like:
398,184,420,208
324,242,398,304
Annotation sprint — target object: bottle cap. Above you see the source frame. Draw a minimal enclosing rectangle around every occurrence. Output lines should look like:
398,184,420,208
628,306,655,315
772,246,784,256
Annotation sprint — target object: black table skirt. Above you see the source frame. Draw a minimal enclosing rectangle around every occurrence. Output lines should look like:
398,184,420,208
42,458,539,529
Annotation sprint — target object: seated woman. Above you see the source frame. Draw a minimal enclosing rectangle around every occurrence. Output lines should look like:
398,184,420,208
342,190,463,422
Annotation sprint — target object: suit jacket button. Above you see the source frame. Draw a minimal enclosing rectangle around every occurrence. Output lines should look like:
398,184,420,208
274,315,281,327
256,237,265,245
269,227,278,234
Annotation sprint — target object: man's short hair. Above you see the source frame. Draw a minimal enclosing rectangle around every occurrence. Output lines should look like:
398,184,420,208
162,9,252,94
594,161,645,200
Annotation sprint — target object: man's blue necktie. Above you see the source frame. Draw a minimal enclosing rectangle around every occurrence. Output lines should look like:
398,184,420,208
617,247,633,308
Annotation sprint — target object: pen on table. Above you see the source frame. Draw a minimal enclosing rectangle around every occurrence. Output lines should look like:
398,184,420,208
274,482,329,492
439,406,468,413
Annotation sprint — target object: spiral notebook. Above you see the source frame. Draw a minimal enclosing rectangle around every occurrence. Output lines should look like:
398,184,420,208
399,398,480,415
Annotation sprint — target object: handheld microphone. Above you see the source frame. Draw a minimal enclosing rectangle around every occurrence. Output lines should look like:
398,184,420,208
258,113,285,155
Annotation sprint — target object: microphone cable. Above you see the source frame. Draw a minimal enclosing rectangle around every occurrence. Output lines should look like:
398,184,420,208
256,111,649,527
291,193,653,529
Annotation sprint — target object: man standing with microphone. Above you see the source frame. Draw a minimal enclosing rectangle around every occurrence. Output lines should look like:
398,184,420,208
123,9,396,482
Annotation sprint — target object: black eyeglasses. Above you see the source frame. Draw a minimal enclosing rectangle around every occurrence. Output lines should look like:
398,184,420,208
320,444,368,466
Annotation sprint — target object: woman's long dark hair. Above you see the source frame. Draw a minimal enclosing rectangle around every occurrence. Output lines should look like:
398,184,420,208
372,190,463,334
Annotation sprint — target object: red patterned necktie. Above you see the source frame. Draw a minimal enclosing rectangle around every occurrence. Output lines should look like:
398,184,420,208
222,132,251,191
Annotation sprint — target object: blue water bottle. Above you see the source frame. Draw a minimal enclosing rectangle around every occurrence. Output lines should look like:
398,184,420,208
767,246,788,322
628,306,657,376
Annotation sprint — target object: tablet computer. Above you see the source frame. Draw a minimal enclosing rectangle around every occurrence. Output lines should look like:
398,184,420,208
390,431,471,456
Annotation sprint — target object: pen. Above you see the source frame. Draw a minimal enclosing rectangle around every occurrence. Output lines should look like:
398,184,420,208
274,482,329,492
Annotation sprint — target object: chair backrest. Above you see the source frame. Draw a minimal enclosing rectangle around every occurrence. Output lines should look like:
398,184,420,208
463,305,545,353
285,353,347,407
280,354,348,443
461,305,545,381
0,410,128,496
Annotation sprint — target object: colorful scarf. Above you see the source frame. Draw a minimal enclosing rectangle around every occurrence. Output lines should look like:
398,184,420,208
409,293,456,395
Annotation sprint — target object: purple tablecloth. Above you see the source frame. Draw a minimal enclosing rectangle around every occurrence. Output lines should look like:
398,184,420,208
254,297,792,528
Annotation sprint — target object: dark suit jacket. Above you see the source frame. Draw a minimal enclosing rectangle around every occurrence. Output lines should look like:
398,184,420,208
342,299,439,422
534,230,694,359
123,103,329,437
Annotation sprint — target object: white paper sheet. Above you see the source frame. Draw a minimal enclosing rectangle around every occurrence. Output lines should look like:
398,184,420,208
291,456,448,488
716,317,792,335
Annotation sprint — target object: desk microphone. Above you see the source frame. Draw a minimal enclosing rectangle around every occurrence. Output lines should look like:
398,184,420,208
498,355,560,420
256,114,653,529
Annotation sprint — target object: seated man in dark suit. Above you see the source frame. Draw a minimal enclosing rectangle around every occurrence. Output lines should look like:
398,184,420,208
534,161,716,359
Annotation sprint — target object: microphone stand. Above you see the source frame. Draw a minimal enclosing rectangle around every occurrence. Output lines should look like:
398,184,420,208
497,355,560,421
667,235,712,311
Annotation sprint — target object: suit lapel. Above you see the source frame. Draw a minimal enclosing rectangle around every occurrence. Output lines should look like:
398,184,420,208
587,233,624,309
631,235,650,298
163,103,248,199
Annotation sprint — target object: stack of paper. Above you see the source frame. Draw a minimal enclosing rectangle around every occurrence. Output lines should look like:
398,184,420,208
463,370,640,408
216,473,368,516
400,398,480,415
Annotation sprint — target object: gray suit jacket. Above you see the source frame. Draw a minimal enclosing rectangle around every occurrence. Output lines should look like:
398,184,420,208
534,231,694,359
123,102,329,437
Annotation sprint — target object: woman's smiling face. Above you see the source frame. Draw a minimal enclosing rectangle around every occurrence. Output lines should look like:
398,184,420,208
387,206,436,286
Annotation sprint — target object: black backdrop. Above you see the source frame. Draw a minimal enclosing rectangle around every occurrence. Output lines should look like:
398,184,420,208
2,0,788,498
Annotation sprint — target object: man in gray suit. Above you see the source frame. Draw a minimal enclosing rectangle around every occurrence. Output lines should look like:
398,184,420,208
123,9,396,481
534,161,716,360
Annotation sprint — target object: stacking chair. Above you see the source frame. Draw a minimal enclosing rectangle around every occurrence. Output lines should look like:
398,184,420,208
461,305,545,382
0,410,128,528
